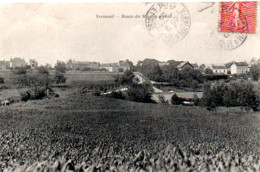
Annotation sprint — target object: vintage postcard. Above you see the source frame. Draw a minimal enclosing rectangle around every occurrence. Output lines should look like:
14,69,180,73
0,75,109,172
0,2,260,171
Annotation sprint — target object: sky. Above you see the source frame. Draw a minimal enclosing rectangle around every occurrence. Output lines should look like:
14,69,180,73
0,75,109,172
0,2,259,66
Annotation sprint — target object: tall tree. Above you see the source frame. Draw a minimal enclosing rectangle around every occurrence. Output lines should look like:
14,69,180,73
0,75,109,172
54,61,66,73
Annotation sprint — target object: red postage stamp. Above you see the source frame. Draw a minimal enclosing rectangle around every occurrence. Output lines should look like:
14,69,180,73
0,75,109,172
219,1,257,33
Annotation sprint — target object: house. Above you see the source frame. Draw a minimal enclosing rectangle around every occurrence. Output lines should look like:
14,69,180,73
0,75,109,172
159,62,170,67
176,61,194,71
29,59,38,69
10,57,27,69
66,59,100,70
211,65,228,74
230,62,249,74
100,63,120,72
191,63,199,70
0,61,6,71
119,60,131,71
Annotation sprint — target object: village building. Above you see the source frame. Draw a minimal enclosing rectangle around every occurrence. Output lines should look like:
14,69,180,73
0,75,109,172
191,63,199,70
211,65,228,74
230,62,249,74
10,57,27,69
159,62,170,67
119,60,131,71
100,61,130,72
29,59,38,69
176,61,194,71
66,59,100,70
0,61,7,71
100,63,120,72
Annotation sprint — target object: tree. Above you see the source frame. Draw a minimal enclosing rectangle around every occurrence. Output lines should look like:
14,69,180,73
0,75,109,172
126,82,154,103
37,66,49,75
249,64,260,81
204,67,214,75
54,61,66,73
115,70,135,85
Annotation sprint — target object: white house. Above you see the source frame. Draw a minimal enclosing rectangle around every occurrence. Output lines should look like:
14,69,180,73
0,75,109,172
230,62,249,74
211,65,228,74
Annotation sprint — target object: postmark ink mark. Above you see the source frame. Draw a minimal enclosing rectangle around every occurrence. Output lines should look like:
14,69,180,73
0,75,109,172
145,2,191,43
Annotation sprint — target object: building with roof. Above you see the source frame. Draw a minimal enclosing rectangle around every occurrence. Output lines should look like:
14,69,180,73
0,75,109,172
100,61,130,73
211,65,228,74
230,62,249,74
176,61,194,71
0,61,7,71
191,63,199,70
10,57,27,69
100,63,120,72
66,59,100,70
29,59,38,69
159,62,170,67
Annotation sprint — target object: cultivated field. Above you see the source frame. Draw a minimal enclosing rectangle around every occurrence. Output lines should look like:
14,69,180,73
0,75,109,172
0,91,259,171
65,71,120,85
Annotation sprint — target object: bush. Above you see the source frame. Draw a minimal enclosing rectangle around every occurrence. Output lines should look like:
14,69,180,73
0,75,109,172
106,91,125,100
126,83,154,103
14,66,29,75
53,72,66,84
93,90,101,96
20,87,56,101
20,90,31,101
193,94,200,106
171,94,183,105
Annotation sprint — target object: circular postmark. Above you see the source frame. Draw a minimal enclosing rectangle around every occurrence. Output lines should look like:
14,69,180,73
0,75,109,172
145,2,191,43
217,32,247,50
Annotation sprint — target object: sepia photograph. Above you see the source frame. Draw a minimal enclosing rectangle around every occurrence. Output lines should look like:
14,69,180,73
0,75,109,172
0,1,260,171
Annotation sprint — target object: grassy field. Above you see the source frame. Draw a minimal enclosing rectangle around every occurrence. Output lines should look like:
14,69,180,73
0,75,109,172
65,71,120,85
0,90,259,171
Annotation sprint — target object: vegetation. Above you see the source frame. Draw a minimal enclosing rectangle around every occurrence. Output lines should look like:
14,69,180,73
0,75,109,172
53,71,67,84
0,77,4,84
0,94,259,171
54,61,66,73
171,93,184,105
202,80,260,111
249,64,260,81
126,82,154,103
136,59,205,88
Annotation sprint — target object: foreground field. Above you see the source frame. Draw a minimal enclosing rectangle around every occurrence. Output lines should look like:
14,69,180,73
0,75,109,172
0,92,259,171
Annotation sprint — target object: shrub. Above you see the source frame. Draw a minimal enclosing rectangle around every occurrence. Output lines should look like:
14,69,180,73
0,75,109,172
20,86,56,101
126,83,154,103
0,77,4,84
106,91,125,100
14,66,28,75
171,94,183,105
53,72,66,84
20,90,31,101
93,90,101,96
193,94,200,106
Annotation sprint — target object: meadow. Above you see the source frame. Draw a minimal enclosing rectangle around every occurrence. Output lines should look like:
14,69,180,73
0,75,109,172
0,91,259,171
